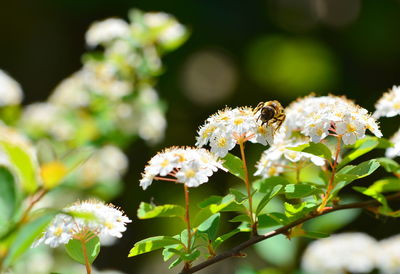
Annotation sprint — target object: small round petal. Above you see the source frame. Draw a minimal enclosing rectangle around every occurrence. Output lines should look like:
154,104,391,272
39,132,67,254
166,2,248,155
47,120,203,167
374,86,400,118
85,18,130,47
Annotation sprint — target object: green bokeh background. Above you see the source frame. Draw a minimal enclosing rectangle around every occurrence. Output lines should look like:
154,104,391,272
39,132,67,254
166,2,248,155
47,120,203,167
2,0,400,273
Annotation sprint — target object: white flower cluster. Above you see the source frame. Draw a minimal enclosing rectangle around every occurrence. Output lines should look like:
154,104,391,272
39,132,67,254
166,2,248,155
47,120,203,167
377,234,400,273
254,130,325,178
33,200,131,248
0,69,23,106
302,232,400,274
140,147,226,190
86,18,130,47
301,233,378,274
285,95,382,145
196,107,274,157
374,86,400,118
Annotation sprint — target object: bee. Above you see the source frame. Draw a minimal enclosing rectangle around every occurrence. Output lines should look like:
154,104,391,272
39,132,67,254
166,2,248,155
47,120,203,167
253,100,286,133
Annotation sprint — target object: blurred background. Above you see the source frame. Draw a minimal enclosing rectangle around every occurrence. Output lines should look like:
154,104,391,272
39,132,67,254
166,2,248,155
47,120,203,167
1,0,400,273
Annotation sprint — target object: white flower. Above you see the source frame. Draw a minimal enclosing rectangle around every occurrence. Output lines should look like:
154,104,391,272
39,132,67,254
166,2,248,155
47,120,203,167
386,128,400,158
196,107,274,157
33,200,131,248
285,94,381,145
140,147,226,190
0,69,23,106
376,234,400,273
254,131,325,179
374,86,400,118
85,18,130,47
301,233,378,274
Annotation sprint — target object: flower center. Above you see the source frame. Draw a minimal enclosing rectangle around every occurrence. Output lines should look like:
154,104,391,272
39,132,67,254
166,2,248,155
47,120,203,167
347,123,357,133
184,169,196,178
54,227,63,237
217,137,227,147
161,159,169,167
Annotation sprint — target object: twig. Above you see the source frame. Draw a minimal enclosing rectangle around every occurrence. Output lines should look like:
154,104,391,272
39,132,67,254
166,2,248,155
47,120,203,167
179,192,400,274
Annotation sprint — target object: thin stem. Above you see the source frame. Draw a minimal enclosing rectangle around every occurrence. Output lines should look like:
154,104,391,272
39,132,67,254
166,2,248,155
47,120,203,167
318,136,341,212
238,140,256,235
179,192,400,274
183,184,192,271
20,188,47,224
81,238,92,274
154,176,178,182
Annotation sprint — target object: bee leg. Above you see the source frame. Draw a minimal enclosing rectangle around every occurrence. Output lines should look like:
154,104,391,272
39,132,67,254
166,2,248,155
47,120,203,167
253,102,264,114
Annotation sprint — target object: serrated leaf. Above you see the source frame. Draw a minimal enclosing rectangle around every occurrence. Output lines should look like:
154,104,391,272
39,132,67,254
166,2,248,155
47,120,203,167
169,257,183,269
197,214,220,241
257,214,281,228
376,158,400,173
137,202,185,219
4,212,56,267
223,153,245,181
288,143,331,161
128,236,182,257
65,237,100,265
0,141,40,194
333,160,381,196
256,184,283,215
213,229,241,249
284,184,321,199
338,137,379,169
0,167,16,237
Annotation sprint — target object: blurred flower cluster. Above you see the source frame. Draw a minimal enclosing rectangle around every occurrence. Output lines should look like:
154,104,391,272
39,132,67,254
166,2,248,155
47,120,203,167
0,9,187,274
302,232,400,274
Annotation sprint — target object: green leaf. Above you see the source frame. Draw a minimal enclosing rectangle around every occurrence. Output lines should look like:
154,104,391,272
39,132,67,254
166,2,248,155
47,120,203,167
376,158,400,173
197,214,220,241
182,249,201,261
65,237,100,265
162,242,182,261
223,153,245,181
338,137,379,169
229,188,248,203
229,214,251,223
288,142,331,161
284,184,321,199
257,214,281,228
284,202,316,218
4,212,56,267
137,202,185,219
0,141,40,194
0,168,16,237
213,228,241,249
129,236,182,257
194,194,243,226
333,159,381,196
169,257,183,269
255,176,290,192
256,184,283,215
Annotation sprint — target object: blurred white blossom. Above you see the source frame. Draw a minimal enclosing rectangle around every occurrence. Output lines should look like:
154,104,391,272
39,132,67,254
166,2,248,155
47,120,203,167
80,145,128,185
0,69,23,106
196,107,274,157
301,233,378,274
285,95,381,145
376,234,400,274
140,147,226,190
86,18,130,47
49,71,90,108
374,86,400,118
386,128,400,158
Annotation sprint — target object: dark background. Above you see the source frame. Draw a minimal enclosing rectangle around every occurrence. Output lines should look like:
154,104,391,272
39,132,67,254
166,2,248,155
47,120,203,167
1,0,400,273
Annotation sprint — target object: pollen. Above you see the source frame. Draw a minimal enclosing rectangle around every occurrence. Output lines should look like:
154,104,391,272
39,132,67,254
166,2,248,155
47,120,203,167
317,128,325,136
161,159,169,167
234,118,244,125
53,227,63,237
184,169,196,178
217,137,227,148
347,123,357,133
